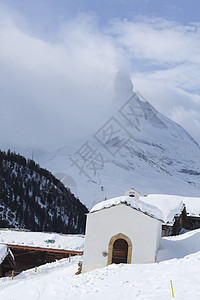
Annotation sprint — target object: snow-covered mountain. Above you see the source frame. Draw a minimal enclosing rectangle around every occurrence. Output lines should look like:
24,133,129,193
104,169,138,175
8,72,200,209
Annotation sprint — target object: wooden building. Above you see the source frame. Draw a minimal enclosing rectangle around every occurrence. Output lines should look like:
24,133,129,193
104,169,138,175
3,244,82,274
0,244,15,277
187,216,200,230
181,197,200,230
141,194,192,236
161,207,191,236
0,229,84,275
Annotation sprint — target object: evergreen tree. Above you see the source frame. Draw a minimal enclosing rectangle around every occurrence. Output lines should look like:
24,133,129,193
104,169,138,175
0,149,88,233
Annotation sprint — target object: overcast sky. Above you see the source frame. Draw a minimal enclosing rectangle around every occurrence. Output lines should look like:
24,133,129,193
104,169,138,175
1,0,200,151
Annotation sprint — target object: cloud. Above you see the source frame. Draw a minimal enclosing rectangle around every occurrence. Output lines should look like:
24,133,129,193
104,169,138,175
108,16,200,143
0,11,121,150
0,8,200,152
110,17,200,63
109,17,200,90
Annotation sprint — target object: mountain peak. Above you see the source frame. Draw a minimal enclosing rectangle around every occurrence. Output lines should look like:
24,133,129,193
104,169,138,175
114,70,134,103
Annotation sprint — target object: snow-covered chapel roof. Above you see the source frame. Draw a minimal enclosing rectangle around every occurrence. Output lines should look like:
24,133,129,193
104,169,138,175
90,195,163,221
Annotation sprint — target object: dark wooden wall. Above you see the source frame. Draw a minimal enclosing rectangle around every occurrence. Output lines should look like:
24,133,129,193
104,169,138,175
5,245,83,274
162,207,192,236
187,216,200,230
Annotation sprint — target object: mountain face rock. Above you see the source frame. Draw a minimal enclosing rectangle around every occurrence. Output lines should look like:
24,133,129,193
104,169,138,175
0,150,88,233
6,73,200,209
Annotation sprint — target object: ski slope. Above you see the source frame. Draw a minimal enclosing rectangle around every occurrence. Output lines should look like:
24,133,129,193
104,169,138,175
1,229,200,299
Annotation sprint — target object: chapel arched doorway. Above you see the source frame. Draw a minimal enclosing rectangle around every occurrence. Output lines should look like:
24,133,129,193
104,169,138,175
107,233,132,265
112,238,128,264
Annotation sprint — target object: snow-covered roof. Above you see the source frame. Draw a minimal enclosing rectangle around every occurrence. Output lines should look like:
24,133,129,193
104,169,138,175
90,195,163,221
141,194,185,225
179,196,200,217
0,244,10,264
0,229,84,251
140,194,200,221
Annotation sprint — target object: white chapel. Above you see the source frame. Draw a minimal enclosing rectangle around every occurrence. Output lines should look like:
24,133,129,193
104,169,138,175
83,188,163,273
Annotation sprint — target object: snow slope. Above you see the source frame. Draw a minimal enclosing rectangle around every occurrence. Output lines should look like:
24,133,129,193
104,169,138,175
1,229,200,299
158,229,200,261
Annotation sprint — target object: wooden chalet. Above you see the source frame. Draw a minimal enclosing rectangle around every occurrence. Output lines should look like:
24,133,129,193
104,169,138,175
181,197,200,230
0,229,84,275
2,244,83,274
162,206,191,236
187,216,200,230
141,194,191,236
150,195,200,234
0,245,15,277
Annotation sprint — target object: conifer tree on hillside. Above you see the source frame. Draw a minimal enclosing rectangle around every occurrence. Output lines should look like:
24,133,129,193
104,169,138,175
0,149,88,233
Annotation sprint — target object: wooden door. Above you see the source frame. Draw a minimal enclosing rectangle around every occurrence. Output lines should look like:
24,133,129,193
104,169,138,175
112,238,128,264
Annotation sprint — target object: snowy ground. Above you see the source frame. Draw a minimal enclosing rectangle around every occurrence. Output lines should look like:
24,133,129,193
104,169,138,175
1,229,200,299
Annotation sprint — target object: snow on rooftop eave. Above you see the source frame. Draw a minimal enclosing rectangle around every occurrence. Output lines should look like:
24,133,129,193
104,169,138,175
90,196,164,222
186,213,200,217
159,204,185,226
0,244,9,264
141,194,186,226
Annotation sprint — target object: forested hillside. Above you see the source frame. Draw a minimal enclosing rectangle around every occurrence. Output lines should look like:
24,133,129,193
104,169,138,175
0,150,88,233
